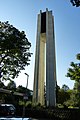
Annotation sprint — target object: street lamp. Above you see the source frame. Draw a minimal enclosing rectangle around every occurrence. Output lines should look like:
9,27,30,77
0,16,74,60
22,73,29,118
24,73,29,89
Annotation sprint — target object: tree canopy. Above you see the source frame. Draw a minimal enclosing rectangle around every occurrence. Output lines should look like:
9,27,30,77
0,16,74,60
0,21,32,81
70,0,80,7
66,53,80,107
7,80,16,90
66,54,80,82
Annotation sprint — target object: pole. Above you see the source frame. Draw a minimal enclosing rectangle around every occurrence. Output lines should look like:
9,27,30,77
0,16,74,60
25,73,29,89
22,73,29,118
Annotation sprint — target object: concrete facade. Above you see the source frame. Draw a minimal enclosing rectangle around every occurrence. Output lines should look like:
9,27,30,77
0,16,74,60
33,9,57,107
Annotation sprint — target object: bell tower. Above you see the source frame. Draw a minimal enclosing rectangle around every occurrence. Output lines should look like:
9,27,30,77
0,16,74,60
33,9,57,107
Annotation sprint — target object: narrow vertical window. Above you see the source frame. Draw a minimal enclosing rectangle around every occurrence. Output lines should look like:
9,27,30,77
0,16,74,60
41,12,46,33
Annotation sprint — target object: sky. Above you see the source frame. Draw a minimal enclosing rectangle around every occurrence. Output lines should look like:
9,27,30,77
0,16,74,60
0,0,80,90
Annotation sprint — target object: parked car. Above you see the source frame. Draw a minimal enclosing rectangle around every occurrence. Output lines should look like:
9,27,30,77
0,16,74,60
0,104,16,116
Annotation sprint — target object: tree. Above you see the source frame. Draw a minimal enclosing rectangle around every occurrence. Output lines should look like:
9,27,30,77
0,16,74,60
0,81,5,88
70,0,80,7
63,89,75,107
66,53,80,82
7,80,16,90
0,21,32,81
56,84,60,103
57,85,70,105
66,54,80,107
62,84,69,91
16,85,26,93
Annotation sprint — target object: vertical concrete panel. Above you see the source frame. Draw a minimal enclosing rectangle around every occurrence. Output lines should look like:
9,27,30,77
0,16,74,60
33,11,45,105
33,13,41,104
46,10,56,107
38,33,46,105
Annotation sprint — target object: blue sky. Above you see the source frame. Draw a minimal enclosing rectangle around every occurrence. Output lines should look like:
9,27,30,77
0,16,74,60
0,0,80,90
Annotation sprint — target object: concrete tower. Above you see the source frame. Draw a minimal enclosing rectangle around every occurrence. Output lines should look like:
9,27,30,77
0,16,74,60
33,9,57,107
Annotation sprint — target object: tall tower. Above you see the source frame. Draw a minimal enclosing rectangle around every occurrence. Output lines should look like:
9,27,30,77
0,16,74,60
33,9,57,107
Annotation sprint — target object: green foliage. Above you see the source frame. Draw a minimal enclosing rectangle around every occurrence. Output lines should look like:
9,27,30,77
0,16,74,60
66,62,80,81
0,21,32,81
62,84,69,91
57,89,70,104
0,81,5,88
76,53,80,60
25,101,32,108
66,54,80,107
7,80,16,90
70,0,80,7
64,89,80,107
16,85,26,93
56,84,71,105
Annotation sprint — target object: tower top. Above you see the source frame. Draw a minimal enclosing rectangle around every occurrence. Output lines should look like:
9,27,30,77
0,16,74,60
40,8,52,14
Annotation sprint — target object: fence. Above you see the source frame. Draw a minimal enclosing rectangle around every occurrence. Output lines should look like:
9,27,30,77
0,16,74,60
16,106,80,120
